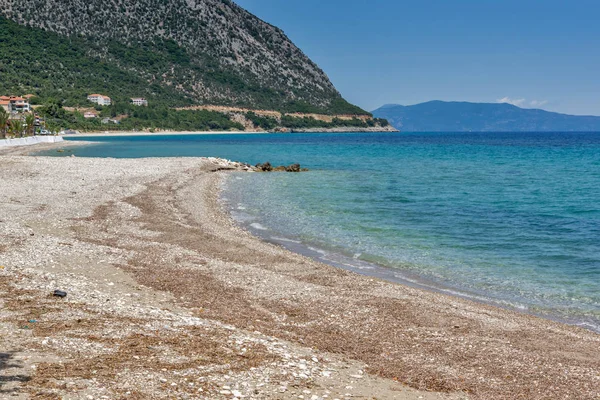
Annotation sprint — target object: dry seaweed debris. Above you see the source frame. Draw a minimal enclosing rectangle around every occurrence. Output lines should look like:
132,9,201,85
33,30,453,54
1,271,284,399
73,172,598,400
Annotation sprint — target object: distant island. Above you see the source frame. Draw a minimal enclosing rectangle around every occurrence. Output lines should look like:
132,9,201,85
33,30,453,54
372,101,600,132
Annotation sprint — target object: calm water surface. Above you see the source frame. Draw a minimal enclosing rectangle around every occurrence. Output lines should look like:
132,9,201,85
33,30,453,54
52,132,600,330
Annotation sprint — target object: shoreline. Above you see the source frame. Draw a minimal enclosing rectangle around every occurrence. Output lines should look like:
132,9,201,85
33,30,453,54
237,212,599,334
67,127,398,138
4,140,598,331
222,176,598,333
73,130,269,137
0,139,93,156
17,139,600,333
1,150,599,399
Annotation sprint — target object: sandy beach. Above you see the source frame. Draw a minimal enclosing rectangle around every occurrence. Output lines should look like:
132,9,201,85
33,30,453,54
71,127,396,138
1,143,599,399
74,131,269,138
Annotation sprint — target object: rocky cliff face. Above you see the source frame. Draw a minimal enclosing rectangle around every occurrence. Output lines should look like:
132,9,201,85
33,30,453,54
0,0,364,113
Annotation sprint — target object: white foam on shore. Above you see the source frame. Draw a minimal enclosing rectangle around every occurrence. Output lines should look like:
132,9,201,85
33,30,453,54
271,236,302,244
575,321,600,332
307,246,328,255
250,223,268,231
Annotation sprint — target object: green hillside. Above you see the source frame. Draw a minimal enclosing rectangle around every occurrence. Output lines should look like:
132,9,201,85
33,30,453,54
0,16,364,115
0,17,186,107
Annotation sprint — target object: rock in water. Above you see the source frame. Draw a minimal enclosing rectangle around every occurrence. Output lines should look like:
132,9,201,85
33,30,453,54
285,163,301,172
255,162,273,172
255,162,307,172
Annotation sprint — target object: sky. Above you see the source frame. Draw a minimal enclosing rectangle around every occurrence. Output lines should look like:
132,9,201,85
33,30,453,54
234,0,600,115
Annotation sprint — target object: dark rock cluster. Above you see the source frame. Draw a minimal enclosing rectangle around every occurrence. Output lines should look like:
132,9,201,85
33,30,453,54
255,162,307,172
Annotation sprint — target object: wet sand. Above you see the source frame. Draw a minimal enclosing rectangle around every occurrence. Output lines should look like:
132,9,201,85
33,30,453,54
1,149,599,399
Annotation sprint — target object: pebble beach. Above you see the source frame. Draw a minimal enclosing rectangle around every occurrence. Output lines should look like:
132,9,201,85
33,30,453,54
1,142,599,399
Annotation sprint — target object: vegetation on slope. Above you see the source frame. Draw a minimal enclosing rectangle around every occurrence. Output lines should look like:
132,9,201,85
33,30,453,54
37,100,244,133
0,0,367,115
0,17,192,107
33,99,388,133
245,112,389,131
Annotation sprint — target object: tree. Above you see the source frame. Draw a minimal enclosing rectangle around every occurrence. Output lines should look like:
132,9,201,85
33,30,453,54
0,107,8,139
24,112,35,136
9,119,24,137
45,121,60,135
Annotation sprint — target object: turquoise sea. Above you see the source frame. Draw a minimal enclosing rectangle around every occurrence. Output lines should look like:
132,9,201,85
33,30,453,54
50,132,600,331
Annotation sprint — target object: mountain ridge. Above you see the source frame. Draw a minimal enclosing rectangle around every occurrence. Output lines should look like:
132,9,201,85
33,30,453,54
0,0,366,115
372,101,600,132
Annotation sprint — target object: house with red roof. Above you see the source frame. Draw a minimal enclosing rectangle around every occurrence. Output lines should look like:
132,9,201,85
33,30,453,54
9,96,30,112
0,100,11,113
0,96,31,113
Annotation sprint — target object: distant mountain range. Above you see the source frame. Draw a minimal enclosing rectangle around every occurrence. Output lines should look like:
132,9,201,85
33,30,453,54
372,101,600,132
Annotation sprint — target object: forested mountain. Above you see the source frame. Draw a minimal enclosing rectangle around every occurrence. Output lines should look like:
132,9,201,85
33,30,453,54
373,101,600,132
0,0,365,114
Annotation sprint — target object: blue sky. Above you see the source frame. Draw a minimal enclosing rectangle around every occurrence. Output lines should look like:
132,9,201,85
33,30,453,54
235,0,600,115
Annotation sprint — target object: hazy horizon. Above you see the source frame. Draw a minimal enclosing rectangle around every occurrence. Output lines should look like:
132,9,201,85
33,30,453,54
236,0,600,116
372,100,600,117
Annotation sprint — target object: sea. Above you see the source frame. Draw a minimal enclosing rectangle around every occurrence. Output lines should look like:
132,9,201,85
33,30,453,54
46,132,600,332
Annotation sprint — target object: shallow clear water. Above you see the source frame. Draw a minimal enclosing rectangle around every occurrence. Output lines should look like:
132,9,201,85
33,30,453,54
52,132,600,330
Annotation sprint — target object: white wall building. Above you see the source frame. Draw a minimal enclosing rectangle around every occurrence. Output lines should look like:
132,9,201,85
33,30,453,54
10,97,31,112
87,94,112,106
131,97,148,106
1,96,30,113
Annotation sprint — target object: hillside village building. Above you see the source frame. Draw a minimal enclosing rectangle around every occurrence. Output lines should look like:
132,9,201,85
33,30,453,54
0,96,31,113
0,99,10,113
87,94,112,106
10,97,31,112
131,97,148,106
84,111,98,119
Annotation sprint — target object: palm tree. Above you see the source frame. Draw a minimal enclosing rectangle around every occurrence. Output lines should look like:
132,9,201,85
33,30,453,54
46,122,58,135
9,119,24,138
0,107,8,139
25,112,36,136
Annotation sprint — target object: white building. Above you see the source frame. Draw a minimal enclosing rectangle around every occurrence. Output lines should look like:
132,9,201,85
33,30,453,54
87,94,112,106
130,97,148,106
1,96,30,113
10,97,31,112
